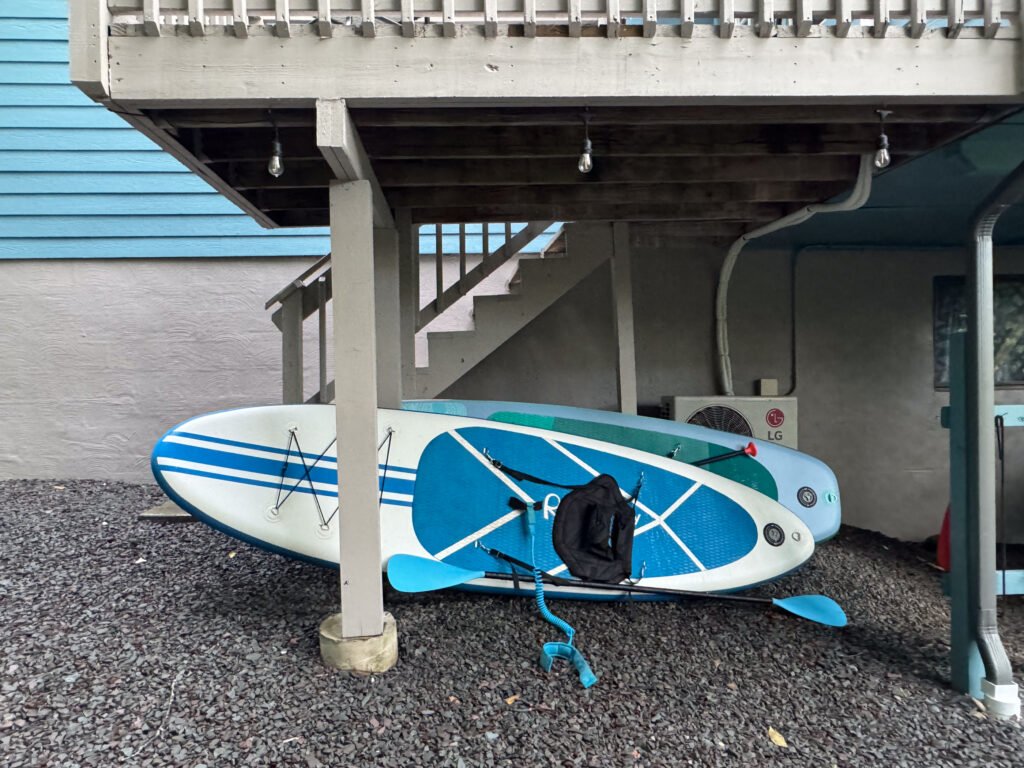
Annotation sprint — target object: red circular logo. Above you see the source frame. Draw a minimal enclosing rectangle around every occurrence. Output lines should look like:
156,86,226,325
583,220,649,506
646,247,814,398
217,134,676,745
766,408,785,428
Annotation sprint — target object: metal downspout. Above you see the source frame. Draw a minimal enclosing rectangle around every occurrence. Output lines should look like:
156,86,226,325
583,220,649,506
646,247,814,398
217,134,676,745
715,154,873,396
965,161,1024,718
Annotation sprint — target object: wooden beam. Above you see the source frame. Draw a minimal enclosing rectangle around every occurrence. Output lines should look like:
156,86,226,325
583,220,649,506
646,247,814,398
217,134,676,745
349,104,1000,128
316,98,394,229
354,155,866,188
383,181,845,208
358,123,956,160
69,0,111,101
407,202,794,223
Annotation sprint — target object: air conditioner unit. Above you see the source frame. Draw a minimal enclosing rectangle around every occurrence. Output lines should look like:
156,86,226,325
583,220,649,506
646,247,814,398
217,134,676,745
660,396,798,449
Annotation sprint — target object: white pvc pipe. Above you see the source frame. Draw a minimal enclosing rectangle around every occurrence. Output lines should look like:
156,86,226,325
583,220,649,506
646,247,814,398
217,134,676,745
715,154,874,395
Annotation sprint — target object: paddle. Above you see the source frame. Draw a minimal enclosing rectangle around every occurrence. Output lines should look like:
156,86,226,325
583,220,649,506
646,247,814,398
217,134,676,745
387,554,847,628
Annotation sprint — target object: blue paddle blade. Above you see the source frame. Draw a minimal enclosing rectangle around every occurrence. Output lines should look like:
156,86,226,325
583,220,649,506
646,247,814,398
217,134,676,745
772,595,847,627
387,555,484,593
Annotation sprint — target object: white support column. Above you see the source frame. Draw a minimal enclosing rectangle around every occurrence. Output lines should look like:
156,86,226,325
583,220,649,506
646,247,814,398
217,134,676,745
397,209,418,396
611,222,638,416
322,180,393,649
375,226,402,408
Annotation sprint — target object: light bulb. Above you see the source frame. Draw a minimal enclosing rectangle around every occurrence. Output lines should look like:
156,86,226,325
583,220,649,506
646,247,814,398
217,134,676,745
267,139,284,178
873,145,890,170
577,137,593,174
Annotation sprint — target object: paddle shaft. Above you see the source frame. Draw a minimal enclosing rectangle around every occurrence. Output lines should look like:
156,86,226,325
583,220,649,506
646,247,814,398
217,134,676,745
477,569,775,607
691,443,756,467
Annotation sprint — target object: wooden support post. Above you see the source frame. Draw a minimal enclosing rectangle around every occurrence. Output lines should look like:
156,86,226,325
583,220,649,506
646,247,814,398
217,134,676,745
375,227,403,408
329,179,386,640
281,289,304,404
611,223,638,415
69,0,111,100
317,276,328,403
397,209,418,396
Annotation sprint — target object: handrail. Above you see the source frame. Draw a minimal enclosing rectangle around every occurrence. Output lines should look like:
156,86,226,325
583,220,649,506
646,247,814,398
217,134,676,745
106,0,1019,40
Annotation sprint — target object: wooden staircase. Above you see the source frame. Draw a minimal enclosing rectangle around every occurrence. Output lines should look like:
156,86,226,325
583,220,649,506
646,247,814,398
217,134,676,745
267,221,610,403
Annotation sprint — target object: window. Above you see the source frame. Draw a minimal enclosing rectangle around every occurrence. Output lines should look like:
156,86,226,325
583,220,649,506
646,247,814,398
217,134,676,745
934,275,1024,388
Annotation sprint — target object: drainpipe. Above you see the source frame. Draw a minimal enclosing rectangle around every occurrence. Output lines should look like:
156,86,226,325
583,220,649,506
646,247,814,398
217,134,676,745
715,154,873,396
964,160,1024,719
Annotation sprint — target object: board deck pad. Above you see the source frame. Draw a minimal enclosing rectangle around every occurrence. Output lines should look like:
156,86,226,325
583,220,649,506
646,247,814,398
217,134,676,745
151,405,815,598
404,399,840,542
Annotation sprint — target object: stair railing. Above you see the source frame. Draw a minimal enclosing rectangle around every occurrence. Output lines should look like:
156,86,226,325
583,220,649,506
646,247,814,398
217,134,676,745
267,222,562,404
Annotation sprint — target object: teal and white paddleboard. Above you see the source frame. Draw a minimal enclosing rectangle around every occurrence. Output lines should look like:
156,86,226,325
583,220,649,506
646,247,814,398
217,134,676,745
151,405,815,598
403,400,841,542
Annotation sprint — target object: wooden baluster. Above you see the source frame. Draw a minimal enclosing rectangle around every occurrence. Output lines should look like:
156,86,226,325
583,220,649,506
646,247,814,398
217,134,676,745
401,0,415,36
232,0,249,38
143,0,162,36
276,0,291,37
188,0,205,35
607,0,621,38
443,0,456,36
719,0,734,37
459,224,467,280
873,0,889,38
435,225,445,312
318,0,333,36
485,0,498,36
643,0,657,37
795,0,812,36
524,0,537,36
681,0,695,36
318,276,328,403
363,0,377,36
983,0,1001,38
836,0,852,36
755,0,772,36
947,0,964,38
569,0,582,36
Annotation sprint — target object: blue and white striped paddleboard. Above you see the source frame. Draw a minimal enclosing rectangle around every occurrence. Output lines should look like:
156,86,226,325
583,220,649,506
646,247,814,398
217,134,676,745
151,405,815,597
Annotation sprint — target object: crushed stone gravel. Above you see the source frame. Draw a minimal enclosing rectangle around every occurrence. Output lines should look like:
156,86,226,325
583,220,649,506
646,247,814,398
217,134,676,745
1,479,1022,767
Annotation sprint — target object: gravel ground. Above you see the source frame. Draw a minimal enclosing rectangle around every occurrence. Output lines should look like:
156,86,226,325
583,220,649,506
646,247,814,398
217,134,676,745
2,479,1023,768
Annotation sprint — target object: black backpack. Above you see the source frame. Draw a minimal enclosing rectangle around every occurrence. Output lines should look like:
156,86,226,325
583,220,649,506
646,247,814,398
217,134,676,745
552,474,635,584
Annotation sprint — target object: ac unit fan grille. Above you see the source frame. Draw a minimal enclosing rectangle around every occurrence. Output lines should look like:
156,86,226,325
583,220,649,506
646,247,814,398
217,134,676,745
686,405,753,437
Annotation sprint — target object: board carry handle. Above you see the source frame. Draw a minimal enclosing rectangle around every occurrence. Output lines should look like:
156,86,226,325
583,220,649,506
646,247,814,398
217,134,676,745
689,442,757,467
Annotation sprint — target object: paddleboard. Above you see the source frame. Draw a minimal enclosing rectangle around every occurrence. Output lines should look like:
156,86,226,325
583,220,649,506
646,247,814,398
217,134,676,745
151,405,814,598
403,399,841,542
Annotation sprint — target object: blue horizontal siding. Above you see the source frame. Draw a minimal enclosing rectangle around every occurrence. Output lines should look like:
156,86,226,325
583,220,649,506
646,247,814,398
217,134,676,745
1,1,69,19
0,237,329,259
0,41,69,63
0,106,123,128
0,83,96,105
0,128,159,150
0,193,245,216
0,8,329,259
0,20,68,41
0,151,182,172
2,215,327,238
3,172,215,194
0,62,68,84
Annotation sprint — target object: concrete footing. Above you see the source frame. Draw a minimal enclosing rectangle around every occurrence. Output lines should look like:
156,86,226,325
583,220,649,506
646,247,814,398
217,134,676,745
319,611,398,674
138,499,193,522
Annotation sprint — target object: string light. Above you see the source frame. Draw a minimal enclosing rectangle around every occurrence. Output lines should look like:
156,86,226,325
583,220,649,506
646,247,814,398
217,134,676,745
577,112,593,174
267,110,284,178
874,109,893,170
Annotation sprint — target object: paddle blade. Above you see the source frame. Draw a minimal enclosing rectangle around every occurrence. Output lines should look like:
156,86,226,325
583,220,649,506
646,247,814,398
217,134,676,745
772,595,847,627
386,555,484,593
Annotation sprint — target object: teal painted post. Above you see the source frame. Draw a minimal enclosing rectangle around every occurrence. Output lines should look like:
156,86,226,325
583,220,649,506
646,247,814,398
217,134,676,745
947,331,985,697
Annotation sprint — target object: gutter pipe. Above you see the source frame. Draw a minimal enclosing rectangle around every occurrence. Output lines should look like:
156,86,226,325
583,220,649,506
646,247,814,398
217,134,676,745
964,160,1024,719
715,154,874,396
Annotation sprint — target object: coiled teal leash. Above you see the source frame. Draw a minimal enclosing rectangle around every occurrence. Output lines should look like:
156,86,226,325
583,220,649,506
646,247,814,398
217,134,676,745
525,504,597,688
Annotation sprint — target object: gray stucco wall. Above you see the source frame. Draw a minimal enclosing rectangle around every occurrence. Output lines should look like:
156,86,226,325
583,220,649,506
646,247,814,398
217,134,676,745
0,257,322,482
2,245,1022,541
445,244,1024,542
